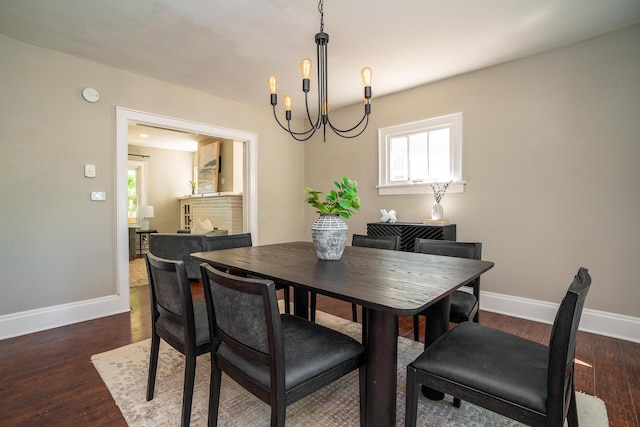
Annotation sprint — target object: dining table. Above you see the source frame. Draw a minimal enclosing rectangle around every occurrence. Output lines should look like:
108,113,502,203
192,241,494,426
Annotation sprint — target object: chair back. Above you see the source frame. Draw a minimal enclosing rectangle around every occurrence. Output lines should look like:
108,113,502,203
352,234,401,250
203,232,252,252
145,253,197,349
546,267,591,424
200,262,283,375
414,238,482,288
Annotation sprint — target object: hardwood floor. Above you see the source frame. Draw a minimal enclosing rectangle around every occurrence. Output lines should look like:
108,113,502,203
1,284,638,426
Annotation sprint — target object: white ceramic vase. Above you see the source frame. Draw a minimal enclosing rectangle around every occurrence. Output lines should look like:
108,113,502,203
311,214,348,260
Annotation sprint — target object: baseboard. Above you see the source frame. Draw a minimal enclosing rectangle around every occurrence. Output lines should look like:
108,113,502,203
481,291,640,344
0,295,130,341
2,291,638,344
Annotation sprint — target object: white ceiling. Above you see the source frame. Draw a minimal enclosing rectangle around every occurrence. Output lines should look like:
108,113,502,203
1,0,639,116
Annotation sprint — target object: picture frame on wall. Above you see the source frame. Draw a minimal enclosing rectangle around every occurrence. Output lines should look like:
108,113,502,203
198,140,220,193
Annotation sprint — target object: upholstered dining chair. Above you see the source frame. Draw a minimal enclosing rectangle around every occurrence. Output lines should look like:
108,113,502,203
145,253,210,427
200,263,367,427
412,238,483,341
204,232,291,314
405,267,591,426
307,233,401,324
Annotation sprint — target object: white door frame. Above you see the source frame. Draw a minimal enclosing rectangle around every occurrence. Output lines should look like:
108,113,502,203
115,107,258,310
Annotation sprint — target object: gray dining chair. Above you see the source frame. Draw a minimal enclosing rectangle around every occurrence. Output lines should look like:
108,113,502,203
200,263,367,427
413,238,482,341
204,232,291,314
145,253,210,427
405,267,591,426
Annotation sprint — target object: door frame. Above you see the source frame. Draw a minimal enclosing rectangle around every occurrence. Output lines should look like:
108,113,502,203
116,107,258,309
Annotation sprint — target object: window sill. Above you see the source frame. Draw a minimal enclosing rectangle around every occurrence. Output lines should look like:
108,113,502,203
377,181,465,196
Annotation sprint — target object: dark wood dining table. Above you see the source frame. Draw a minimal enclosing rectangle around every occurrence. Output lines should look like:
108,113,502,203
193,241,494,426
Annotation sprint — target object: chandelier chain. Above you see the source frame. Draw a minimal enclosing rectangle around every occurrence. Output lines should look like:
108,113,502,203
318,0,324,32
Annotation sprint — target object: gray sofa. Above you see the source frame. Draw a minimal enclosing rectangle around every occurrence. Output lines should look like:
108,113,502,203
149,229,228,279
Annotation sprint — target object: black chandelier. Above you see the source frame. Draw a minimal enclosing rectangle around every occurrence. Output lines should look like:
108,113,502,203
267,0,372,142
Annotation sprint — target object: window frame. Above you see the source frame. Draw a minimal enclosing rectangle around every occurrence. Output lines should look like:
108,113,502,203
378,112,464,196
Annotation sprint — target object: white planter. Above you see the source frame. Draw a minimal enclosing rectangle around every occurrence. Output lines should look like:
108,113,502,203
311,214,348,260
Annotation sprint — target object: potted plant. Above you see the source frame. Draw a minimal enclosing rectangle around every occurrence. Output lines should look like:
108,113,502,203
188,180,197,195
305,176,360,260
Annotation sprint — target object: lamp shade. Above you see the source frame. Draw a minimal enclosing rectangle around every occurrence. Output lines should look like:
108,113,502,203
138,205,154,218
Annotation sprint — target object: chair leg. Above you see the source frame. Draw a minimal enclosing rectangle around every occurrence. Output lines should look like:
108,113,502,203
283,286,290,314
209,361,222,427
413,315,420,341
361,307,368,346
567,387,579,426
146,334,160,401
352,303,358,322
405,366,419,427
181,352,197,427
453,397,461,408
310,292,317,322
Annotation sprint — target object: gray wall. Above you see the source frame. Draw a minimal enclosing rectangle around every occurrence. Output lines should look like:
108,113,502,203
0,24,638,328
305,25,640,318
0,34,306,317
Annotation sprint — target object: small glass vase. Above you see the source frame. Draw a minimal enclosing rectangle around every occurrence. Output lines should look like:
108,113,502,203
431,202,444,220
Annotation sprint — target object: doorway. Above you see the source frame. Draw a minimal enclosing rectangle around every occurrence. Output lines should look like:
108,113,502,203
115,107,258,312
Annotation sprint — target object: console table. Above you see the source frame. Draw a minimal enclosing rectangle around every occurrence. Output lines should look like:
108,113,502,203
367,222,456,252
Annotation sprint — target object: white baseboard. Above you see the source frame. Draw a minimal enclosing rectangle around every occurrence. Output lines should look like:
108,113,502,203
0,295,130,341
481,291,640,344
2,291,638,344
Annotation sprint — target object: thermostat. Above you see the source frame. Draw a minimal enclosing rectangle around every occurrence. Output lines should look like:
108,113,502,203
84,164,96,178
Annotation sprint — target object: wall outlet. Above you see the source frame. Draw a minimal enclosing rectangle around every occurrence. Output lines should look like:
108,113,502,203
91,192,106,201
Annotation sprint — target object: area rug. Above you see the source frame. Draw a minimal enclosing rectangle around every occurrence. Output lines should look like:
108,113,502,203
129,258,148,288
92,310,608,426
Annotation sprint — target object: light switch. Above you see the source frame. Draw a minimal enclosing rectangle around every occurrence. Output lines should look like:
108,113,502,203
91,192,106,201
84,164,96,178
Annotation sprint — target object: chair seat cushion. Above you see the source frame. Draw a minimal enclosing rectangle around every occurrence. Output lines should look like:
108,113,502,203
157,299,210,347
218,314,365,391
410,322,549,414
449,290,478,323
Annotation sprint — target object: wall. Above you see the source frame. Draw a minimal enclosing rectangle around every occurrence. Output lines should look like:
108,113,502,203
305,25,640,318
0,34,306,319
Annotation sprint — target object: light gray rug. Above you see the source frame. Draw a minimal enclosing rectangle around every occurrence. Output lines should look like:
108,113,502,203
92,310,608,426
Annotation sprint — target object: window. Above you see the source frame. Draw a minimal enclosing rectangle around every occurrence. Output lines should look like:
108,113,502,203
378,112,463,195
127,160,147,224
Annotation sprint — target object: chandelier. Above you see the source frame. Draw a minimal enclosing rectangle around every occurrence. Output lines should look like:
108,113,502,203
267,0,372,142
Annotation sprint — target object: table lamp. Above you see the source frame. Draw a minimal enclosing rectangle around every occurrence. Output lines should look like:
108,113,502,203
138,205,154,231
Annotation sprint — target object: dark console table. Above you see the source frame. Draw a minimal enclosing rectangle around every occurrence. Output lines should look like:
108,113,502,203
367,222,456,252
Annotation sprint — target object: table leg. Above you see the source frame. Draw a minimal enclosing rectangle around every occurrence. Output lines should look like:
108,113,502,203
421,294,451,400
292,287,309,320
366,309,398,426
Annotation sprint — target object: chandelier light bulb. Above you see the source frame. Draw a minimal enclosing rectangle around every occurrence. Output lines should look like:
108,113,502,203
300,59,312,79
284,95,293,111
267,76,278,94
361,67,372,87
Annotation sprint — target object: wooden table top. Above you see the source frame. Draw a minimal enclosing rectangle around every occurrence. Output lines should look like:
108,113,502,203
192,241,494,316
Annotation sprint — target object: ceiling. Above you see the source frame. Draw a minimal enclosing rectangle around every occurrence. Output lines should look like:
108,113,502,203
128,123,206,152
1,0,639,116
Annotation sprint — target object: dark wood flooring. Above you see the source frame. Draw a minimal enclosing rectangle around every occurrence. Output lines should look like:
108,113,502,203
1,284,638,426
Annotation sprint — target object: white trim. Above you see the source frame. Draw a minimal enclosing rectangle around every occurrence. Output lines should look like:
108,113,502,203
116,107,259,315
378,181,465,196
0,296,124,340
481,291,640,344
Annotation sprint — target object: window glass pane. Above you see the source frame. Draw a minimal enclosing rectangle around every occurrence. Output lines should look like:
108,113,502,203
428,128,450,179
389,136,408,182
127,169,138,221
408,132,428,180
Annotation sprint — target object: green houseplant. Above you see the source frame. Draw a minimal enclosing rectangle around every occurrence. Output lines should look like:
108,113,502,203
305,177,360,260
304,176,360,219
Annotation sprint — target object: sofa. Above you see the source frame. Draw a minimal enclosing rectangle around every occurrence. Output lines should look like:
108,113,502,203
149,229,228,279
